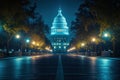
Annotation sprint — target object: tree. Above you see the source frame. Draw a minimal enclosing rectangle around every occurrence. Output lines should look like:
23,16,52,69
89,0,120,55
0,0,30,56
0,0,50,56
72,0,120,55
25,0,50,50
71,0,100,49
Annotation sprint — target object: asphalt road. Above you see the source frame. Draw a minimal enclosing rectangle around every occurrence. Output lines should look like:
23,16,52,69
0,54,120,80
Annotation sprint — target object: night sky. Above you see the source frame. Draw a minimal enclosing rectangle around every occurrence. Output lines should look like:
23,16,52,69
36,0,83,26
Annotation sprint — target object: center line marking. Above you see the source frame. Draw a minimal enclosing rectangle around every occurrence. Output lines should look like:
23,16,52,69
55,55,64,80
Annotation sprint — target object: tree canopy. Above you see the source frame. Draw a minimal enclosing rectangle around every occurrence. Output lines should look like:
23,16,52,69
71,0,120,55
0,0,49,51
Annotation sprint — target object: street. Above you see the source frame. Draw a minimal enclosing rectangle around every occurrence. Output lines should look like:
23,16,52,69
0,54,120,80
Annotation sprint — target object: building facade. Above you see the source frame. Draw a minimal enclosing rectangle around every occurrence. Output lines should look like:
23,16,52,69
50,8,70,53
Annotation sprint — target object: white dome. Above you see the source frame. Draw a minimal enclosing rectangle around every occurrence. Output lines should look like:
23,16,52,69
51,8,69,35
52,8,68,28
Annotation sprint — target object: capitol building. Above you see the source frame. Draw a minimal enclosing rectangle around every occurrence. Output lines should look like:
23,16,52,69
49,8,70,53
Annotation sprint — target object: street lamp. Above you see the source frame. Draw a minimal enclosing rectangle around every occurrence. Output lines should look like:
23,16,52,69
91,38,96,42
91,37,97,55
102,32,113,53
32,41,35,45
103,32,111,38
36,43,39,46
81,43,85,47
25,39,30,53
16,34,20,39
26,39,30,43
15,34,23,55
104,33,109,37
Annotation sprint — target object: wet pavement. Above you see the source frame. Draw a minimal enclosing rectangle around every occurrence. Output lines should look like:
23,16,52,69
0,54,120,80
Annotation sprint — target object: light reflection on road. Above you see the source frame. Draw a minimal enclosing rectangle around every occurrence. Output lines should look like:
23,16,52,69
0,54,120,80
0,54,54,79
67,54,120,80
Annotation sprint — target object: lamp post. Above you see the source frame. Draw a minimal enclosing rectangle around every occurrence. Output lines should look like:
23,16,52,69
15,34,23,56
103,32,115,56
91,37,97,56
103,32,111,51
32,41,36,52
81,42,86,55
25,39,30,53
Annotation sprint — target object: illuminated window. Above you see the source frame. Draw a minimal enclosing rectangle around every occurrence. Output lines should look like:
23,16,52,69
59,46,61,48
64,46,66,49
63,43,66,45
67,43,69,45
59,43,61,45
59,40,61,42
57,29,63,32
53,43,56,45
54,46,56,49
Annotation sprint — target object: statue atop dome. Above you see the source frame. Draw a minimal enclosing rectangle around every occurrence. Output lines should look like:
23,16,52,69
57,8,62,15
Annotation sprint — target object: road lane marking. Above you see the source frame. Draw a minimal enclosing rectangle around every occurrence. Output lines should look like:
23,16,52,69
55,55,64,80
